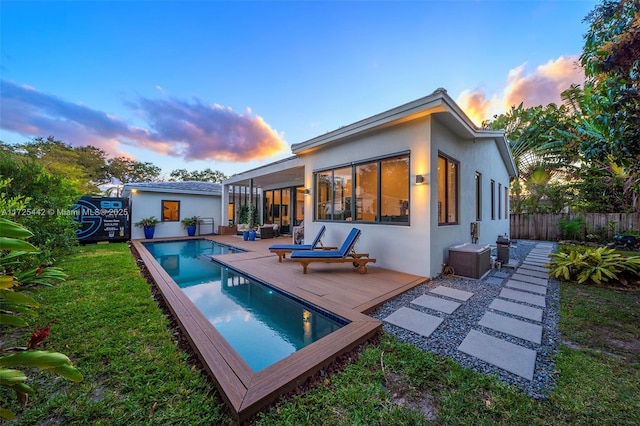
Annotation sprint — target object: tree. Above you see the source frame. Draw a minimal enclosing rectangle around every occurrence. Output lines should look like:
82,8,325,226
14,137,101,194
107,157,162,184
2,137,165,195
168,168,228,182
582,0,640,81
580,0,640,207
0,154,80,265
485,103,577,213
75,145,110,185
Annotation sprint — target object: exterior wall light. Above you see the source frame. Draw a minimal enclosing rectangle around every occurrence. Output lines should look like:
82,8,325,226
415,175,425,184
303,188,311,195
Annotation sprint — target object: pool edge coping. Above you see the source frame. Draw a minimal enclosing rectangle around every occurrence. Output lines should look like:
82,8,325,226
132,239,382,422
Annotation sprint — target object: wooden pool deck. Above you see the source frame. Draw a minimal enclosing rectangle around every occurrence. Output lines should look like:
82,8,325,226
132,235,428,422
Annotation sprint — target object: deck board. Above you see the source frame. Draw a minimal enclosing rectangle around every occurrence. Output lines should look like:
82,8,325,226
133,235,427,422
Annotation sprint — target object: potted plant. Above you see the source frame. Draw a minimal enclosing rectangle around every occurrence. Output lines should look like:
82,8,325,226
134,216,160,239
239,223,250,241
247,204,258,241
181,216,200,237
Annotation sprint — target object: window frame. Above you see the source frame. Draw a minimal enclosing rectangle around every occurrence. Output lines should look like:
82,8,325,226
498,183,502,220
437,153,459,226
475,171,482,221
490,180,496,220
313,151,410,226
504,184,509,219
161,200,180,222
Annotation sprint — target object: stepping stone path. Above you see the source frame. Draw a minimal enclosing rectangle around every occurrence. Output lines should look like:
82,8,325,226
382,242,553,382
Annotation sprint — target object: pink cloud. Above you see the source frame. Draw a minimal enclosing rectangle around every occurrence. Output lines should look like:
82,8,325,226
0,80,288,162
457,56,585,125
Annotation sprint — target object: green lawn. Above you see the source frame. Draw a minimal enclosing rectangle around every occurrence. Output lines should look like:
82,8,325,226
4,243,639,425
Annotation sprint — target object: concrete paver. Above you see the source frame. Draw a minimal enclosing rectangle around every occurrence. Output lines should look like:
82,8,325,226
510,273,548,287
488,298,543,322
478,311,543,343
518,264,549,273
430,286,474,301
499,288,546,307
505,280,547,295
522,259,549,266
513,268,549,279
383,307,444,337
411,294,461,314
485,277,504,286
458,330,536,380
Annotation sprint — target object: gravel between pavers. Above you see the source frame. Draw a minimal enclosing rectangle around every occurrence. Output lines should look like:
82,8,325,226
369,240,560,399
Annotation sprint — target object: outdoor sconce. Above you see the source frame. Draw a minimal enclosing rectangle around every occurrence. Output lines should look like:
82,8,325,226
415,175,425,184
303,188,311,195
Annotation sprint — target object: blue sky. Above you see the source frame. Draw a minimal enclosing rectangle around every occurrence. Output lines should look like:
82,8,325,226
1,0,597,178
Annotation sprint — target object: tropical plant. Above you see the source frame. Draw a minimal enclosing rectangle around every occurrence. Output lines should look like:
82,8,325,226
559,216,587,240
180,216,200,228
237,204,249,226
0,218,82,420
247,204,258,229
134,216,160,228
548,245,640,286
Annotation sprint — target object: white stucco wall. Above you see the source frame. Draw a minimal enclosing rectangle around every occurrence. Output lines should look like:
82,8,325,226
299,118,433,277
129,191,222,239
297,115,511,278
430,118,511,276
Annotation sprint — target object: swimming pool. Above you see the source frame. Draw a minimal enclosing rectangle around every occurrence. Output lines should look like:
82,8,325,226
142,239,347,371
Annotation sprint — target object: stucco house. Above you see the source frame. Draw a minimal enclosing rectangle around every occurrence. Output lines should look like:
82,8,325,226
123,181,222,239
222,88,517,278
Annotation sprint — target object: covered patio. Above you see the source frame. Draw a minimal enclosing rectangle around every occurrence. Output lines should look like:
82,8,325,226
221,156,306,236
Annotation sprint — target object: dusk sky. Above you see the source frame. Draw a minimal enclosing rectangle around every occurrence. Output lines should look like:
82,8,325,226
1,0,597,178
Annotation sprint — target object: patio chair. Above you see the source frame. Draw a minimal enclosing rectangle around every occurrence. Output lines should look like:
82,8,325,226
290,227,376,274
268,225,335,262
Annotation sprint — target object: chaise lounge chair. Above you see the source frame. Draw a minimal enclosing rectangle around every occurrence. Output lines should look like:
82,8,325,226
290,228,376,274
268,225,335,262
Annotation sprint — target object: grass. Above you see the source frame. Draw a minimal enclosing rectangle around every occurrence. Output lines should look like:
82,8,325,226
3,243,640,425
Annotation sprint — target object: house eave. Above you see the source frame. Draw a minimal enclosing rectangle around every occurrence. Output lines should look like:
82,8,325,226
291,88,485,154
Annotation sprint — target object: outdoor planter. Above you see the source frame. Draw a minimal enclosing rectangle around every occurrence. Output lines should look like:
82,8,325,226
181,216,200,237
144,227,155,239
248,230,256,241
135,216,160,240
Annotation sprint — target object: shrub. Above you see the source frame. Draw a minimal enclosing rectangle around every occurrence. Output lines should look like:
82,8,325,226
0,157,80,266
549,245,640,286
0,218,82,420
558,216,586,241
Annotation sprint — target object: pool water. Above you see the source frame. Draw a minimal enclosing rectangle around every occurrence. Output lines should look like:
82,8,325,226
142,239,347,371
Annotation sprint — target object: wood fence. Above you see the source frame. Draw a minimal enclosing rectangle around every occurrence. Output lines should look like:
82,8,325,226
510,213,640,241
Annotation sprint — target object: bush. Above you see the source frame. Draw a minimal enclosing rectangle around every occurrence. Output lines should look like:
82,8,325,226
558,216,586,241
549,245,640,286
0,156,80,266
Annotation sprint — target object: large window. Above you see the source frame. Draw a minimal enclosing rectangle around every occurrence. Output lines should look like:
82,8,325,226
490,180,496,220
162,200,180,222
504,185,509,219
314,153,409,224
437,154,458,224
475,172,482,221
498,183,502,219
263,187,298,234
